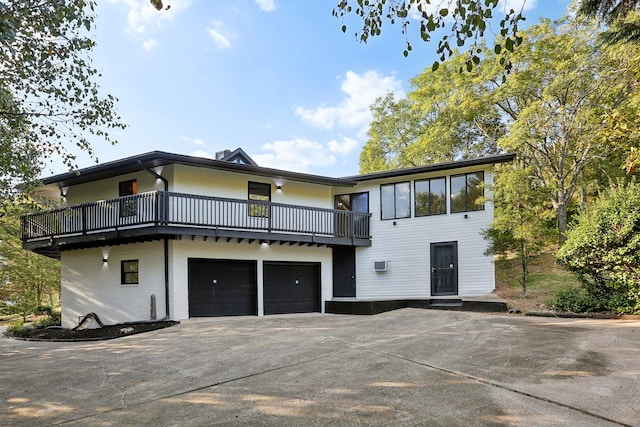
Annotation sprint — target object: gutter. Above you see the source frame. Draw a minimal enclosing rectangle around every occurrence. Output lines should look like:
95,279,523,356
140,162,171,320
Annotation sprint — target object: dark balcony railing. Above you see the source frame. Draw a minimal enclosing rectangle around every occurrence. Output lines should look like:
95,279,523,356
21,191,371,243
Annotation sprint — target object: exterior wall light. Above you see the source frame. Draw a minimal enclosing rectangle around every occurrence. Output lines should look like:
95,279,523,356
276,185,282,190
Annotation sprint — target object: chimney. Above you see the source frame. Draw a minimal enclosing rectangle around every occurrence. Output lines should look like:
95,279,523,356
215,149,231,161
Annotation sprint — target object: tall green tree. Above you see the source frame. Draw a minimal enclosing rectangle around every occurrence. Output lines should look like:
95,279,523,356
0,199,60,315
0,0,125,197
492,18,635,240
483,164,554,297
361,52,502,173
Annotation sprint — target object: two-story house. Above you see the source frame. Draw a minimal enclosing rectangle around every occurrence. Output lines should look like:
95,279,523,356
21,149,514,327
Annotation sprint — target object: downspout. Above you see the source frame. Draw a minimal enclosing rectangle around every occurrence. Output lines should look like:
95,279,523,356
140,162,171,320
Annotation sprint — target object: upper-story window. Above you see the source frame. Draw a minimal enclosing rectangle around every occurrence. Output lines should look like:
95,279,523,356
450,172,484,213
248,181,271,217
415,177,446,216
381,182,411,220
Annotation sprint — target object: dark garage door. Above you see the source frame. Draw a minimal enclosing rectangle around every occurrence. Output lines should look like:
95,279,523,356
188,259,257,317
263,262,320,315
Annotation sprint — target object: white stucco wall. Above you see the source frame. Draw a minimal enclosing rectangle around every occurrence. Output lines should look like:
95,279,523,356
60,241,165,328
169,239,332,320
351,166,495,298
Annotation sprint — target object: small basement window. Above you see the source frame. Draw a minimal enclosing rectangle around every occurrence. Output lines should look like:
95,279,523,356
121,260,139,285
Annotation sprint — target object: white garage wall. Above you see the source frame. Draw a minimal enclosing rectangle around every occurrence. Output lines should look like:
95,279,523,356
60,242,165,328
170,239,332,320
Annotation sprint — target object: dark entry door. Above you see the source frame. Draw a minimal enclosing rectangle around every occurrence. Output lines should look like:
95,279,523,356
263,262,320,314
333,246,356,297
188,259,257,317
430,242,458,296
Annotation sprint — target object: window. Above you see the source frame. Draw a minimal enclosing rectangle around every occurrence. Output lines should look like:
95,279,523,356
415,177,446,216
119,179,137,217
248,181,271,217
121,260,139,285
381,182,411,220
450,172,484,213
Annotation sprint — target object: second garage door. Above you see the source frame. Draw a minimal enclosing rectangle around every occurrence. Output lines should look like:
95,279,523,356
263,262,320,315
188,259,257,317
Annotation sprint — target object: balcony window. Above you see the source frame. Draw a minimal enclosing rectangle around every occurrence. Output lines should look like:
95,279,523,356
248,181,270,217
381,182,410,220
450,172,484,213
415,177,446,216
119,179,137,217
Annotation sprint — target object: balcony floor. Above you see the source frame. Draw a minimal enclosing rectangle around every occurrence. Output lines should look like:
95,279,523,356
24,225,371,258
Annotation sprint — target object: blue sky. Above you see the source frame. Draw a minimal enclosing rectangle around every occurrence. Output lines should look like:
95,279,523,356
57,0,572,178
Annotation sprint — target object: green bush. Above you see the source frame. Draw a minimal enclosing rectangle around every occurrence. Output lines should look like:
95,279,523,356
556,181,640,314
32,311,61,329
547,287,598,313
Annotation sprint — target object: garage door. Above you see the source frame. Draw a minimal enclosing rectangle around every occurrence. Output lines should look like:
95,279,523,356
263,262,320,315
188,259,257,317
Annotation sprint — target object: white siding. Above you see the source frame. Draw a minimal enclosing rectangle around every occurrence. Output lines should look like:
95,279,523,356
172,165,333,209
60,242,165,328
353,166,495,298
170,239,332,320
63,170,167,206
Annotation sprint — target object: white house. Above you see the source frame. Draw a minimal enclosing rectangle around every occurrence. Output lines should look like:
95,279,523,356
22,149,514,327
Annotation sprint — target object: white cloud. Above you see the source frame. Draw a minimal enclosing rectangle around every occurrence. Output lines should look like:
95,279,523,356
207,21,236,49
193,138,206,146
328,136,359,158
252,136,361,173
142,38,157,51
255,0,276,12
252,138,338,172
295,70,404,134
109,0,192,34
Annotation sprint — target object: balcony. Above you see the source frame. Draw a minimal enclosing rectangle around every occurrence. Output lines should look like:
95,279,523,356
22,191,372,257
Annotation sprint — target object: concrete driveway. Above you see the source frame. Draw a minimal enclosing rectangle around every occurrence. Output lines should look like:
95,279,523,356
0,309,638,426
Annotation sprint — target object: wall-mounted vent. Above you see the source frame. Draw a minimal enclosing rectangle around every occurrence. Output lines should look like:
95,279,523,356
374,261,388,272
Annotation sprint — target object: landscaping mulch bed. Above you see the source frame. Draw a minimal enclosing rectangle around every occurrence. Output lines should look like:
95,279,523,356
3,321,179,342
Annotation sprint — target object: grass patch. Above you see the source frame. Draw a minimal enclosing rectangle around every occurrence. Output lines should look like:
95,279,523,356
495,250,580,313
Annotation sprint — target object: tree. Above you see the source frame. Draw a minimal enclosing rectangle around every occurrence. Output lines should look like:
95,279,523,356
578,0,640,42
360,17,635,241
361,52,502,173
331,1,640,69
0,0,126,197
493,18,636,240
483,164,554,297
333,0,526,71
0,199,60,317
556,181,640,314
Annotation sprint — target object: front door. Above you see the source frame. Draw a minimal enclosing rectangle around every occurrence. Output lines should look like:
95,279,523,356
430,242,458,296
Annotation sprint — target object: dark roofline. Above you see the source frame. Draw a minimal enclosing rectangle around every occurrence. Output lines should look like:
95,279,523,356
222,147,257,165
342,153,517,182
41,151,357,188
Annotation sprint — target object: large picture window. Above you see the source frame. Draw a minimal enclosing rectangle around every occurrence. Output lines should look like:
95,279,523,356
121,260,139,285
248,181,271,217
415,177,446,216
450,172,484,213
381,182,411,220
